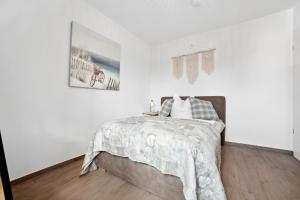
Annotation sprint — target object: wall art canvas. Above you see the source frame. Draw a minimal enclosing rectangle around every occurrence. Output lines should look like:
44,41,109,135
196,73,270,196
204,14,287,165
69,22,120,90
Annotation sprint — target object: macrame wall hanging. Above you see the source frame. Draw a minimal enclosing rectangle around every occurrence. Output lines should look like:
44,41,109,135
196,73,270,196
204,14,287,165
186,53,199,84
171,48,216,84
202,50,215,75
172,56,183,80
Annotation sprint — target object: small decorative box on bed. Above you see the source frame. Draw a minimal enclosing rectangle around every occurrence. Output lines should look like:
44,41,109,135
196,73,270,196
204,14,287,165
82,96,226,200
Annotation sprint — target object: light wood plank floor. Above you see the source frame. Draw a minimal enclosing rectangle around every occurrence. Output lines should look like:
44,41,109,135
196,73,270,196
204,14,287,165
0,178,4,200
12,145,300,200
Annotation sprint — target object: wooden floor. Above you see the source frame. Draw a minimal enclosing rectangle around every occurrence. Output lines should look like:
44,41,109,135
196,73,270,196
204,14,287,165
221,145,300,200
12,145,300,200
0,178,4,200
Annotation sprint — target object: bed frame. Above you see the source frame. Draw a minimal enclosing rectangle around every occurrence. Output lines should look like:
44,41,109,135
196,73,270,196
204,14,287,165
97,96,226,200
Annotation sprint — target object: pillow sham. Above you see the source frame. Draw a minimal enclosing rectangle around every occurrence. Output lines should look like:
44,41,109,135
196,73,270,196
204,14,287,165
189,97,219,121
159,99,174,117
171,95,193,119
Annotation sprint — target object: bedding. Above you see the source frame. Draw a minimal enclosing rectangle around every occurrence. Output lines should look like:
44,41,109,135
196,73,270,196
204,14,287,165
160,98,174,117
81,116,226,200
171,95,193,119
189,97,219,121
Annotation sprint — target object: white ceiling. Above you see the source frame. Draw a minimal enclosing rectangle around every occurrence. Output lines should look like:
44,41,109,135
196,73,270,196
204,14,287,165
86,0,298,44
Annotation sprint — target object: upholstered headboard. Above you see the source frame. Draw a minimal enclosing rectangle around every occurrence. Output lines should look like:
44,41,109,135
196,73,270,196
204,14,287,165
161,96,226,145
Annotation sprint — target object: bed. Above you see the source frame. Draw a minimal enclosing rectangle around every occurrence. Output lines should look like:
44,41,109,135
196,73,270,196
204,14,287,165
81,96,226,200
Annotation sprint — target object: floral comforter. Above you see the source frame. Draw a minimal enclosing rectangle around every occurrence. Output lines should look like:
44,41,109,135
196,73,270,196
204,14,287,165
81,116,226,200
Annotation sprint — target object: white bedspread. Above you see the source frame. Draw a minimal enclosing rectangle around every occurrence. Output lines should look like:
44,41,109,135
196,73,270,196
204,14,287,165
81,116,226,200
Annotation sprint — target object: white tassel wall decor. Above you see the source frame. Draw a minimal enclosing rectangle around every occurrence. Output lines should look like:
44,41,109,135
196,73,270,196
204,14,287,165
202,50,215,75
186,53,199,84
171,48,216,83
172,56,184,80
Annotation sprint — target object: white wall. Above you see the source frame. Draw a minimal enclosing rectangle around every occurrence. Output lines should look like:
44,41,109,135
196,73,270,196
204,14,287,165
150,10,294,150
0,0,151,180
293,2,300,160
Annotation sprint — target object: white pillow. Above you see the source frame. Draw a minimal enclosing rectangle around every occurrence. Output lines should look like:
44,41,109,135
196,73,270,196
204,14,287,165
171,95,193,119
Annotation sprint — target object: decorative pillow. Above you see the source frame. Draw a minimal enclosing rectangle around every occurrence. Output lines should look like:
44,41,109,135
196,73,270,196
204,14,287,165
171,95,193,119
159,99,174,117
189,97,219,121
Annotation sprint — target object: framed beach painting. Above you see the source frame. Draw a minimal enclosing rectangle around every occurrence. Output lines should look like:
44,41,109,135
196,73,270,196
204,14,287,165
69,22,120,90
